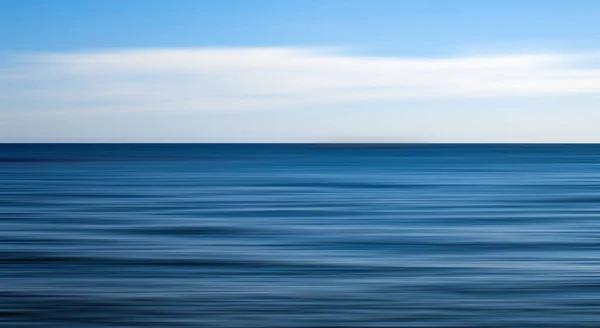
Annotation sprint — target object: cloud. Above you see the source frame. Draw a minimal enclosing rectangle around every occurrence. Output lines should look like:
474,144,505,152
3,47,600,112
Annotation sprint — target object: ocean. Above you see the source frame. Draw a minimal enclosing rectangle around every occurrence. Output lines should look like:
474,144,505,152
2,143,600,327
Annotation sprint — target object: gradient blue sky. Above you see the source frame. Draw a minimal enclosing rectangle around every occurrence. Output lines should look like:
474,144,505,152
2,0,600,142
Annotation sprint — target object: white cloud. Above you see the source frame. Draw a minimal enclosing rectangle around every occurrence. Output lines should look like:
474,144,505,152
3,47,600,112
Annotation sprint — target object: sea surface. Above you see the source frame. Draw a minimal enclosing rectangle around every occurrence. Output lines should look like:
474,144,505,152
2,143,600,327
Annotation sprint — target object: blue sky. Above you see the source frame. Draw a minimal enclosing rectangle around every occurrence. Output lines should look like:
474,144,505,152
2,0,600,142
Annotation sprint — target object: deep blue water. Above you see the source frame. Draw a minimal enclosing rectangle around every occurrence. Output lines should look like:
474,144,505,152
2,144,600,327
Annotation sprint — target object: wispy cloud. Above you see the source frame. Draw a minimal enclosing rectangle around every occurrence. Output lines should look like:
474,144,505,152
3,47,600,112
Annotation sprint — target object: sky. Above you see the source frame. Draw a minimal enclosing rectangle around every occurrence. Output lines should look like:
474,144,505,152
2,0,600,142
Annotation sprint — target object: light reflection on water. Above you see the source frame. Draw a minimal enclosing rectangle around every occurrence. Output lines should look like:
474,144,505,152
1,144,600,327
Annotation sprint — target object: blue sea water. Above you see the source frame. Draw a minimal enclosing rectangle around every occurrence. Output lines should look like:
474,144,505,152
1,143,600,327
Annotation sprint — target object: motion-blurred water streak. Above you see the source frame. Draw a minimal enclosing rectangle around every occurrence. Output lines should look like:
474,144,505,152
2,144,600,327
